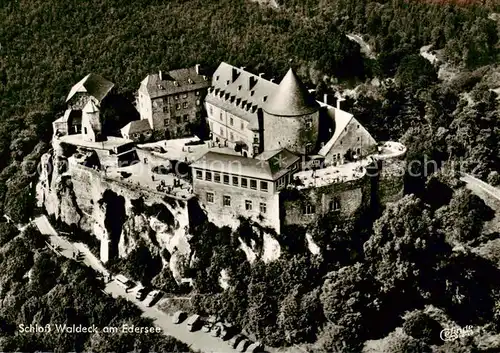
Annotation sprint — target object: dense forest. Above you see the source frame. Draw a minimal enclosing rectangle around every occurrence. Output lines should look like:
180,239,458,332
0,0,500,351
188,168,499,352
0,224,192,352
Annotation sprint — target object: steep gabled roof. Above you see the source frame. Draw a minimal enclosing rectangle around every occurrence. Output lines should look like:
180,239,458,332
206,62,277,129
66,74,114,103
263,68,319,117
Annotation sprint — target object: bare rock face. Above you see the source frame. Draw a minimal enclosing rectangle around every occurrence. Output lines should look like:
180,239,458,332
35,145,193,276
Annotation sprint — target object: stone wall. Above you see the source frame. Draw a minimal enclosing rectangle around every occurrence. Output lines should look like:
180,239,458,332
281,175,371,227
263,110,320,155
375,158,406,205
322,117,377,165
192,177,280,233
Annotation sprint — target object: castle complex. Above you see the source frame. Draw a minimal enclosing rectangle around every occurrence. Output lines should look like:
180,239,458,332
51,63,407,236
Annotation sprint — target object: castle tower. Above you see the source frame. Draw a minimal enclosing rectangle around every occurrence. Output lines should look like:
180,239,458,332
81,100,104,142
262,68,320,155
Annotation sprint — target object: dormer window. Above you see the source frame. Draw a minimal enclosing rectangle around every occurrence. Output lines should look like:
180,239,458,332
174,81,179,86
188,78,194,84
203,75,208,81
158,84,165,90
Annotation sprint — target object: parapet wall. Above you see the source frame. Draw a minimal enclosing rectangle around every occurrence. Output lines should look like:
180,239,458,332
281,175,371,227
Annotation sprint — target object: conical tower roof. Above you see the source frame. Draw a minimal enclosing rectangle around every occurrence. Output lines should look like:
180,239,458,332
264,68,319,117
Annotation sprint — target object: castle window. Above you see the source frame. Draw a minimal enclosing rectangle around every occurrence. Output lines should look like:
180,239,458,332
305,120,312,129
183,114,189,122
230,117,234,126
223,195,231,207
241,178,248,188
260,181,268,192
241,122,244,130
176,116,181,124
209,122,213,131
195,90,200,96
182,93,188,99
305,143,312,154
260,202,267,214
230,132,234,141
216,75,219,81
250,179,257,190
223,174,230,185
357,137,360,141
195,170,202,179
232,176,239,186
214,173,221,183
176,104,180,110
163,106,168,113
253,136,259,144
245,200,252,211
220,127,224,136
303,204,316,215
196,99,201,106
329,198,341,211
174,95,179,100
183,102,188,108
205,171,212,181
206,192,214,203
357,124,360,129
209,106,213,115
220,112,223,121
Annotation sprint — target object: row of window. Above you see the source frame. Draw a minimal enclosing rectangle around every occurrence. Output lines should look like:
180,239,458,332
174,101,200,110
208,105,245,131
195,170,269,191
206,192,267,213
303,199,341,215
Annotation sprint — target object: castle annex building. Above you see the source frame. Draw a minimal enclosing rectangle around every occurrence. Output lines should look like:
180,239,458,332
126,65,211,142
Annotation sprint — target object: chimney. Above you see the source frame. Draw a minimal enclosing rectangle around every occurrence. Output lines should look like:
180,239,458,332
240,66,246,71
159,70,163,81
270,78,275,83
323,93,329,105
195,64,200,75
259,73,265,78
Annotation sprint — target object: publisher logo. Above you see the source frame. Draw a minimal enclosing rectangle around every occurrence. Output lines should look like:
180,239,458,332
440,325,475,341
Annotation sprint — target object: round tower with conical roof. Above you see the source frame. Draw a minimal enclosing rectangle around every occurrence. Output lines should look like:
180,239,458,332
262,68,320,155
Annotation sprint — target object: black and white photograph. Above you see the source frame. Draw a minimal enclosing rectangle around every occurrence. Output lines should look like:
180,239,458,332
0,0,499,352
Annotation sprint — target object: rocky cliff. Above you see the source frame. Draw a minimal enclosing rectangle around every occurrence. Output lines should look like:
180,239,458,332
36,140,194,279
36,139,283,284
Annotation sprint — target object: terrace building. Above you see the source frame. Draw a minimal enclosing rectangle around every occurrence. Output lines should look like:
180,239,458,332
190,149,300,232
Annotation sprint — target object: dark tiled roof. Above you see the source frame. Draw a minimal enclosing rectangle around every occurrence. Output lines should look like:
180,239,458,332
121,119,152,135
66,74,114,103
263,68,319,117
141,66,211,99
191,148,299,181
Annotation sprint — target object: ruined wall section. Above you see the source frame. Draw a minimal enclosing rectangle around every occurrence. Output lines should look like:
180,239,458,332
281,175,371,227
